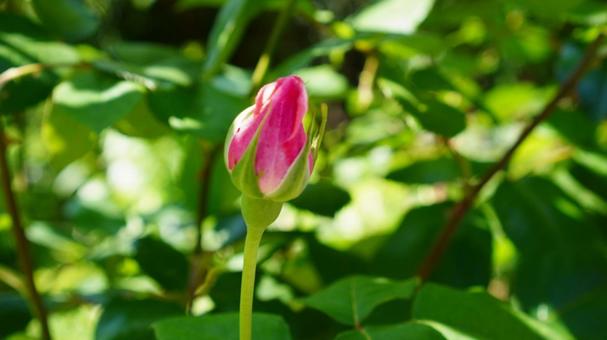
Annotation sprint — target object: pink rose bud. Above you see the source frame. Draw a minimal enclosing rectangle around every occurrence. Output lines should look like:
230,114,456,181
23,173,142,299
225,75,322,202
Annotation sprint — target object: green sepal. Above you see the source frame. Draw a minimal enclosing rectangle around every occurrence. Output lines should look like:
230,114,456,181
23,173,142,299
266,105,328,201
241,195,283,230
266,144,311,201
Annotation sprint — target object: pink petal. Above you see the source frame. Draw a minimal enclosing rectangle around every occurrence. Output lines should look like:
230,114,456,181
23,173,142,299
227,81,280,170
255,76,308,194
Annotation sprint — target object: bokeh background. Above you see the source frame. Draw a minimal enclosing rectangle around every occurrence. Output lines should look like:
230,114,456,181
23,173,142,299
0,0,606,339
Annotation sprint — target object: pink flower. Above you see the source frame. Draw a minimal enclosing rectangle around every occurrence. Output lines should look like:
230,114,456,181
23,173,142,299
225,75,320,202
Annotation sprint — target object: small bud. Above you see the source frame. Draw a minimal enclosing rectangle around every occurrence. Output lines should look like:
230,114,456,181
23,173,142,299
225,75,320,202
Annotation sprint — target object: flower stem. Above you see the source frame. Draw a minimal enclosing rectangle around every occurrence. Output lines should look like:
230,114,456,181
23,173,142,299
239,225,265,340
238,196,282,340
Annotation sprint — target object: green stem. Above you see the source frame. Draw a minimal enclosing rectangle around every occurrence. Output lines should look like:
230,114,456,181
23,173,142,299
238,196,282,340
239,225,265,340
250,0,298,91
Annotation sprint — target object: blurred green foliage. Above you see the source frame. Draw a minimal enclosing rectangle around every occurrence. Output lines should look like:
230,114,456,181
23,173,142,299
0,0,606,339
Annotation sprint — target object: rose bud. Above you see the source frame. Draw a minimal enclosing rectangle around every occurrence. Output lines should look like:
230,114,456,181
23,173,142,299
225,75,323,202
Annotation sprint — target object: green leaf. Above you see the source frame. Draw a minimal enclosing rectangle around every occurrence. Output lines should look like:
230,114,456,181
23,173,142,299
348,0,435,35
115,101,171,139
0,14,78,113
305,235,366,283
42,107,96,171
388,158,460,184
371,203,492,288
131,0,157,10
568,1,607,26
96,298,182,340
547,109,597,149
148,81,247,142
290,180,350,216
103,41,202,87
203,0,256,77
153,313,291,340
0,293,31,338
208,272,242,312
387,157,491,184
108,42,181,65
305,275,418,325
409,68,455,92
491,177,607,338
52,71,145,133
336,322,446,340
294,65,350,100
134,236,189,291
388,80,466,137
31,0,100,41
176,0,226,9
0,63,57,114
0,14,79,64
412,99,467,137
570,152,607,201
271,39,354,77
412,284,555,340
484,83,551,122
177,0,315,14
512,0,583,21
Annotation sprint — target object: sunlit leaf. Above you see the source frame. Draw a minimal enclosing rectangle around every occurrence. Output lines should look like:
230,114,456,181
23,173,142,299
413,284,560,340
115,101,171,139
153,313,291,340
491,177,607,339
52,71,145,133
305,276,418,325
348,0,435,35
0,14,78,113
295,65,350,100
336,322,445,340
148,81,247,142
484,83,552,122
96,298,182,340
42,108,96,171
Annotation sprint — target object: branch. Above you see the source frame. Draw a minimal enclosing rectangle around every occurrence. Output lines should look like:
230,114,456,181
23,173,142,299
186,143,221,313
0,64,45,90
417,33,605,282
0,62,83,92
0,119,51,339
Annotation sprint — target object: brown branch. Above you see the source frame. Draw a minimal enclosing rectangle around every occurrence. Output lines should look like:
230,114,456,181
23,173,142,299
0,119,51,339
186,143,221,313
417,33,605,282
440,136,472,191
